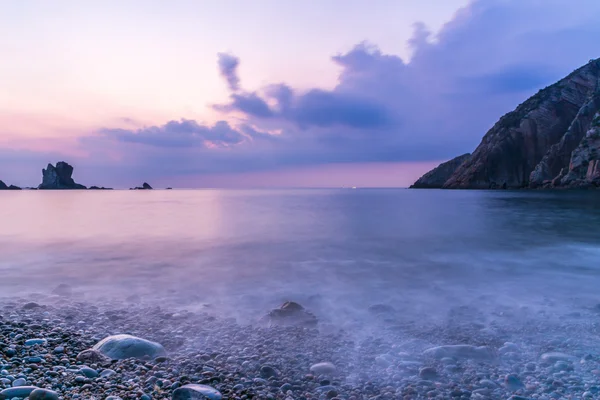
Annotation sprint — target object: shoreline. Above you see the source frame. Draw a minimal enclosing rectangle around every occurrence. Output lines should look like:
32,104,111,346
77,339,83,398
2,291,600,399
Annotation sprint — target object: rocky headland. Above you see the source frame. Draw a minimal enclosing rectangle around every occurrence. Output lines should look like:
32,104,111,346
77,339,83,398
413,58,600,189
410,154,470,189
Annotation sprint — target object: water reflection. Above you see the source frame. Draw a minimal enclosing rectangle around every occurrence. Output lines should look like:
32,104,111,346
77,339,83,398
0,189,599,325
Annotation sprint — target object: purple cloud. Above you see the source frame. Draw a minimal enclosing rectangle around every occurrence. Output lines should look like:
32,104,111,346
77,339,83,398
217,92,274,118
217,53,241,92
100,119,246,148
4,0,600,187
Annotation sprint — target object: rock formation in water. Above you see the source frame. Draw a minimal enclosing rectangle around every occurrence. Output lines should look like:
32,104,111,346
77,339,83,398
0,180,22,190
413,58,600,189
131,182,153,190
38,162,87,190
410,153,471,188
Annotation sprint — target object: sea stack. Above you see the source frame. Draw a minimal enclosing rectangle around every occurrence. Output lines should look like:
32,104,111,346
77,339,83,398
38,162,87,190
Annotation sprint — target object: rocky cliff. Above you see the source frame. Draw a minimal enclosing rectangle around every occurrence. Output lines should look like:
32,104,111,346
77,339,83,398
418,58,600,189
410,154,471,188
0,180,22,190
38,162,87,190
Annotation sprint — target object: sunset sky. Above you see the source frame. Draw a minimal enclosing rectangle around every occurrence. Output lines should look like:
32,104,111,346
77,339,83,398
1,0,600,188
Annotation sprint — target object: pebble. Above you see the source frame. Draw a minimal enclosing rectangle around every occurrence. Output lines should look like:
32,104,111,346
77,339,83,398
0,297,598,400
79,367,99,378
505,374,524,391
12,377,26,386
0,386,39,398
29,388,60,400
92,334,167,360
172,384,222,400
260,365,279,378
418,367,437,380
24,339,47,346
310,362,336,375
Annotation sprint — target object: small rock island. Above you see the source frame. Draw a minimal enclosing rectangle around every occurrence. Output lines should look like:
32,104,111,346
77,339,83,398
38,162,87,190
131,182,153,190
0,161,161,190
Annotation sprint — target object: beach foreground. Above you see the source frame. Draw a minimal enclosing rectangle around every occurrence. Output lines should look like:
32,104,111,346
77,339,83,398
1,289,600,400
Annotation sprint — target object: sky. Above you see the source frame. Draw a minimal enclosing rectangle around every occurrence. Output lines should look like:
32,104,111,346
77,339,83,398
1,0,600,188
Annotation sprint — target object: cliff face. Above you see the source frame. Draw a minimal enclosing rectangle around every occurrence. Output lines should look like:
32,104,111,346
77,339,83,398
438,59,600,189
560,112,600,187
410,154,470,188
38,162,87,190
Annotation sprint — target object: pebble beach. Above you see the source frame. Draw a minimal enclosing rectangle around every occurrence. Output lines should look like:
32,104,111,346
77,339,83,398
2,285,600,400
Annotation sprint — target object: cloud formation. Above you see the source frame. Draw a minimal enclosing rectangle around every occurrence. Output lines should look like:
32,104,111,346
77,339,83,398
100,119,246,148
3,0,600,186
217,53,241,92
206,0,600,172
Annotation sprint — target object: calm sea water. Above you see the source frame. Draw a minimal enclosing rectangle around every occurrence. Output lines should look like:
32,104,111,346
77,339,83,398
1,189,600,325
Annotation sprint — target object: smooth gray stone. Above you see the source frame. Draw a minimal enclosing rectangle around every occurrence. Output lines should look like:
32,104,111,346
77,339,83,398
423,345,494,361
0,386,39,398
92,334,166,360
29,388,60,400
79,367,98,378
24,339,47,346
172,384,222,400
310,362,336,375
11,378,27,387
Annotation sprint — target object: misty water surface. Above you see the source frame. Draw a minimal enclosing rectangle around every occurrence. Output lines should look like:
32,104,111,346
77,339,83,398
1,189,600,327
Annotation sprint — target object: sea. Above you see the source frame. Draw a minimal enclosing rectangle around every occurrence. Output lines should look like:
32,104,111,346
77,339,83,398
1,188,600,327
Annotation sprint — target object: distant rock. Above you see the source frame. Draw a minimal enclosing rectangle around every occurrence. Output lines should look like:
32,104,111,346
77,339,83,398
89,186,113,190
262,301,318,327
0,180,22,190
410,153,471,188
92,334,166,360
38,161,86,190
131,182,153,190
